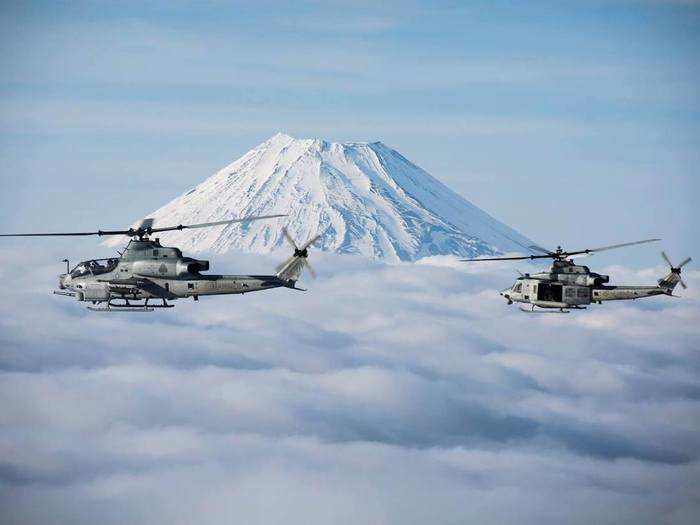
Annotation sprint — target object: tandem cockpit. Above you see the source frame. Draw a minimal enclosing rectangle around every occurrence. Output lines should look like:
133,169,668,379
58,258,118,290
69,258,119,278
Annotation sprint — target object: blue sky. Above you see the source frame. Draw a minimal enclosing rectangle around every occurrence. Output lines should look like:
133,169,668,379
1,0,698,266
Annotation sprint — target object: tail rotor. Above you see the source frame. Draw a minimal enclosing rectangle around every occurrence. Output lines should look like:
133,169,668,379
276,227,323,282
661,251,691,290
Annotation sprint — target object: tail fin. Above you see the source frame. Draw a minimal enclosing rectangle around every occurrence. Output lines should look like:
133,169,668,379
275,228,322,283
658,251,691,293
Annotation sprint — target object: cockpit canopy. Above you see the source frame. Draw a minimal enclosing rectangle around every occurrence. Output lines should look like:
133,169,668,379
70,258,118,278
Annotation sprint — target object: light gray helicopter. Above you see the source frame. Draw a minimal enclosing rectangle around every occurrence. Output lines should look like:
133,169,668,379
462,239,691,313
1,216,321,312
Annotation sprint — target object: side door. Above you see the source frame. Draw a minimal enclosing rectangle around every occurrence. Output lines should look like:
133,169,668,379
576,286,591,305
563,286,576,304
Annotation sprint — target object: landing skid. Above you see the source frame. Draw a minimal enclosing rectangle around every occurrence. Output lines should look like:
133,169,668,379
87,298,174,313
518,305,586,314
88,305,154,312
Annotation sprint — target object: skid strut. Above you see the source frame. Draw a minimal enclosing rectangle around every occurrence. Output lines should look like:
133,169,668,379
87,297,174,312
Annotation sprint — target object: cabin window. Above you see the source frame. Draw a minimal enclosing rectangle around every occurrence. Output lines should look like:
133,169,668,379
187,283,194,290
153,250,159,257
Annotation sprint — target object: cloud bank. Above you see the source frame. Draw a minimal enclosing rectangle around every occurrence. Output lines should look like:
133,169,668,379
0,247,699,524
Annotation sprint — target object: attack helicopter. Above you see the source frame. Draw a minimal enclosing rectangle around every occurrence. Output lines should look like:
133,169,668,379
461,239,691,313
1,216,321,312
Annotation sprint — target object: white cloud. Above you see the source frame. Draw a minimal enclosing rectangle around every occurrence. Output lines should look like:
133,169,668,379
0,247,699,524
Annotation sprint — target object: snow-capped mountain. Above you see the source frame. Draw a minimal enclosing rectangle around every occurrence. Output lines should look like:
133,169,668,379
108,133,532,262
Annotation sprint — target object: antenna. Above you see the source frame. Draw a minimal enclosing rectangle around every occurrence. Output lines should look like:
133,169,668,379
61,258,70,273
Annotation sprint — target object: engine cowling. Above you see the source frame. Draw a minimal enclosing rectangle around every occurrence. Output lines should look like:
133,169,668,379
175,258,209,276
586,273,609,286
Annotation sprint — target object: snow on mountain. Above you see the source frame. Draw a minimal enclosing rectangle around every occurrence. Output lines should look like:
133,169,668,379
107,133,533,262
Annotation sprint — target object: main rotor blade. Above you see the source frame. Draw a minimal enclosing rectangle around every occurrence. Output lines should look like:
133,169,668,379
149,214,287,234
0,214,286,238
0,231,102,237
680,278,688,290
564,238,661,258
137,218,155,231
0,228,138,237
461,254,553,262
528,244,554,255
661,251,673,267
678,257,692,268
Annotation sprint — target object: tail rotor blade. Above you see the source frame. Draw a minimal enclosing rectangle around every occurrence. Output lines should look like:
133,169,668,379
300,232,323,251
304,260,317,279
678,257,692,268
275,255,295,273
661,251,673,267
282,227,299,250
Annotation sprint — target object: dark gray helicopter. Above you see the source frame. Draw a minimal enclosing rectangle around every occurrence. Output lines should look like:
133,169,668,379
462,239,691,313
1,216,321,312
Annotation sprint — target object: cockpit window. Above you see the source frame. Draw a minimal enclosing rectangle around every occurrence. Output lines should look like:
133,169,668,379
514,283,523,293
70,258,118,278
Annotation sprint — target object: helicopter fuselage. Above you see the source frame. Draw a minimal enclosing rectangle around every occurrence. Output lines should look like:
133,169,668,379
56,238,303,310
499,260,680,311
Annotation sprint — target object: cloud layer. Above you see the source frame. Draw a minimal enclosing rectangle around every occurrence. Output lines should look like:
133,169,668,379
0,247,699,524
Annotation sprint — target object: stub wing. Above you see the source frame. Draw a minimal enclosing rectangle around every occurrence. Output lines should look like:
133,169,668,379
101,276,174,299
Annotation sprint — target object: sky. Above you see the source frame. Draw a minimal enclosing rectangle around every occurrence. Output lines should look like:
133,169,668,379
1,2,699,524
0,0,698,266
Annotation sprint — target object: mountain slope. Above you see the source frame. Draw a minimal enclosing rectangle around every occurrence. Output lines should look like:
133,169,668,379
108,133,532,262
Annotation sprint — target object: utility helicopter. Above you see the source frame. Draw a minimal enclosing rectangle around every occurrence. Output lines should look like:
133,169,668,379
461,239,691,313
1,216,321,312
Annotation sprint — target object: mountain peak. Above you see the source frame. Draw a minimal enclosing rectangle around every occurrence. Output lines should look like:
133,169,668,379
109,136,532,261
265,132,386,149
265,131,294,144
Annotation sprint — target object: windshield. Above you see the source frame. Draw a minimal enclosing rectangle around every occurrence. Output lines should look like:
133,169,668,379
70,258,118,278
